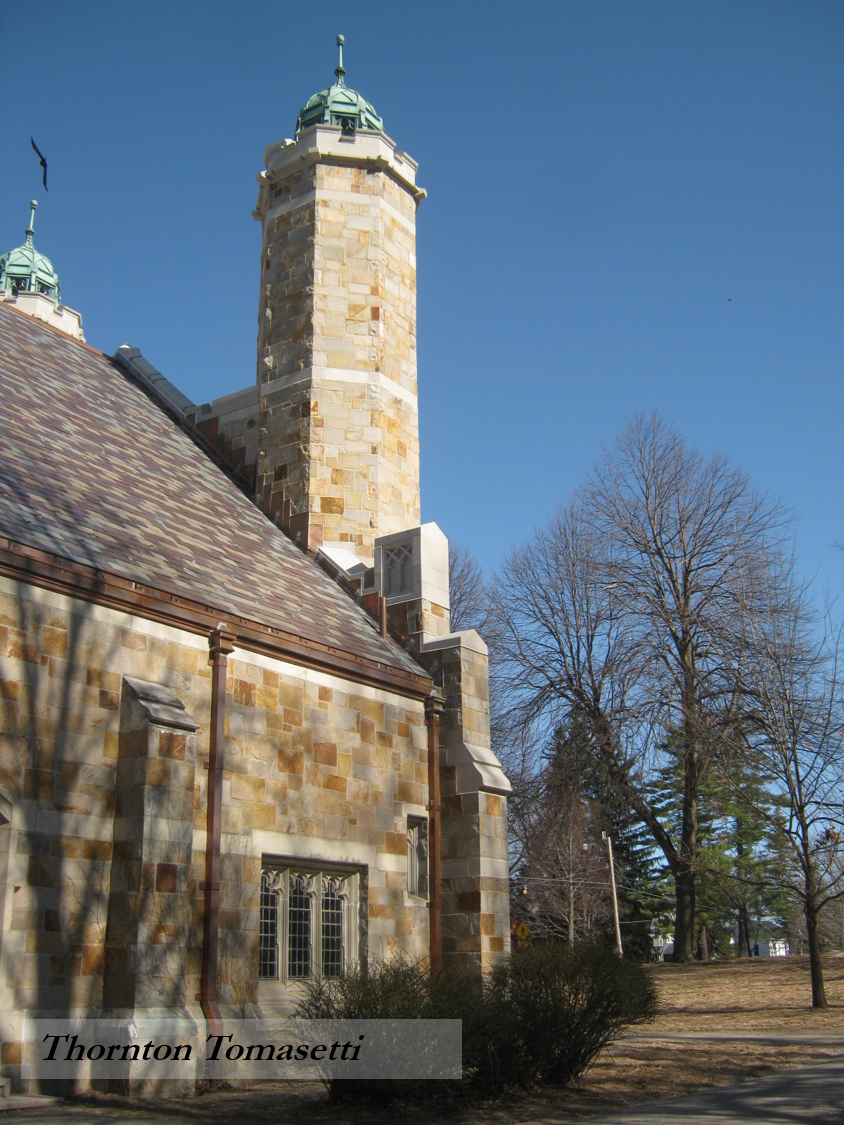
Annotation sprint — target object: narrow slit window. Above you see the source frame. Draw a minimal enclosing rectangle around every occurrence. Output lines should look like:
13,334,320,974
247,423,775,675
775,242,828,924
407,817,429,898
288,874,312,979
259,870,279,979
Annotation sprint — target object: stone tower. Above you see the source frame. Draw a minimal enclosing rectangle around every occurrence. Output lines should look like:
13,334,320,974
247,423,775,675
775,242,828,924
128,34,513,986
252,37,425,562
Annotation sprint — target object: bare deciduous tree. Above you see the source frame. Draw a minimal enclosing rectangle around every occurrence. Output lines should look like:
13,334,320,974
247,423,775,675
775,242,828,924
490,414,788,961
448,541,488,633
736,567,844,1007
514,750,614,946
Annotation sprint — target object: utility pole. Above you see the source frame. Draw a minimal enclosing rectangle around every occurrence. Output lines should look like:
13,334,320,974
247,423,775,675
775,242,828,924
603,831,623,958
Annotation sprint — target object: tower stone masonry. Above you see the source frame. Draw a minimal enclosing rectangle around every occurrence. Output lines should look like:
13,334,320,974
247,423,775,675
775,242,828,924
252,72,425,561
182,42,514,973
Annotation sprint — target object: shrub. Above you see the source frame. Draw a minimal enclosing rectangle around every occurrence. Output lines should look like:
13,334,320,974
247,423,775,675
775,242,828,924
476,943,657,1088
296,956,438,1019
295,958,478,1104
294,945,656,1102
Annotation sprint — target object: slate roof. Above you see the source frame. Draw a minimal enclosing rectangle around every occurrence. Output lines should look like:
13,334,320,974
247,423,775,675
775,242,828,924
0,304,428,682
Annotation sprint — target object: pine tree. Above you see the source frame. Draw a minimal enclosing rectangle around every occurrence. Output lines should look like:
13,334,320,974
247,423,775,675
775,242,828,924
650,729,790,957
547,714,666,959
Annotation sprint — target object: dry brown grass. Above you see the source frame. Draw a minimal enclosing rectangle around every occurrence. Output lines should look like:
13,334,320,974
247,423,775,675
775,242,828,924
66,956,844,1123
498,954,844,1121
460,1041,844,1123
644,952,844,1033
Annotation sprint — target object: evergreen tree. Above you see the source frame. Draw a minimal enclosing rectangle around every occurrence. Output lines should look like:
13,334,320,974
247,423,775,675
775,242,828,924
650,729,790,957
547,715,667,960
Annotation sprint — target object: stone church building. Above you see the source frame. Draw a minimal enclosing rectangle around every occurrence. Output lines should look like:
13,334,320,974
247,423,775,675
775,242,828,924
0,39,510,1091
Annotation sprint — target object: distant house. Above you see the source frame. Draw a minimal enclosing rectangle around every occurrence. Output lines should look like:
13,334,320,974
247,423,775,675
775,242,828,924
655,935,673,962
732,931,790,958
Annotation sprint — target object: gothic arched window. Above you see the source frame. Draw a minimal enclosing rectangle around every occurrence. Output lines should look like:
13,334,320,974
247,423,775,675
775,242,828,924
259,866,359,985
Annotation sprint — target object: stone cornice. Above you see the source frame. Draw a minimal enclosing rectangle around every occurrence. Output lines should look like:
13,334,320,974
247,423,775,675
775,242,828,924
255,125,426,218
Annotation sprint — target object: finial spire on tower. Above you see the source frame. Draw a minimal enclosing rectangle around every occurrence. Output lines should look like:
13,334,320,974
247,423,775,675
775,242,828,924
0,198,74,325
294,33,383,136
25,201,37,246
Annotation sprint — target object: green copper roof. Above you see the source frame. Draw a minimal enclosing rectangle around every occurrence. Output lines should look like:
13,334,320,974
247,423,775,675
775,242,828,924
0,201,61,304
296,35,384,138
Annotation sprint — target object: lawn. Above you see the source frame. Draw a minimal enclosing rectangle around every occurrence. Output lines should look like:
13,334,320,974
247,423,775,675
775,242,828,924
64,955,844,1123
646,952,844,1033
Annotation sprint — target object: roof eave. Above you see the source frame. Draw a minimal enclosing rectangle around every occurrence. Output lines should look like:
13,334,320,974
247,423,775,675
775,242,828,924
0,536,433,701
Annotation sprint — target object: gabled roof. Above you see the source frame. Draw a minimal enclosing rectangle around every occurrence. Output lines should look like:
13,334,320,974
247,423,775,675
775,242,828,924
0,304,430,694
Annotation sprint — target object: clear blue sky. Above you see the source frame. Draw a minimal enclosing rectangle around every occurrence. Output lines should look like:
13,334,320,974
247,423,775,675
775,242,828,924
2,2,842,595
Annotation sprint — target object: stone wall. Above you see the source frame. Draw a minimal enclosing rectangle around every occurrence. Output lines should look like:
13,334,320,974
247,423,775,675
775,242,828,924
103,678,199,1016
181,129,425,562
424,632,511,977
186,385,259,488
257,158,419,392
0,578,431,1090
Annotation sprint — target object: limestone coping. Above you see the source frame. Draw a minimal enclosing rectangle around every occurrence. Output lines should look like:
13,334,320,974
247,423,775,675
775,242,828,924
422,629,489,657
123,676,200,732
257,125,426,206
445,740,512,797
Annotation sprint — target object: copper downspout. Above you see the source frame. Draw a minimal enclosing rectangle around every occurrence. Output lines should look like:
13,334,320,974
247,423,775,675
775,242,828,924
379,595,388,640
425,691,444,974
200,624,235,1031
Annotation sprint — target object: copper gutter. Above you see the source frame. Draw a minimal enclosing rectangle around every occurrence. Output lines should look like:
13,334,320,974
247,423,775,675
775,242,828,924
425,691,444,974
199,625,235,1031
0,538,431,700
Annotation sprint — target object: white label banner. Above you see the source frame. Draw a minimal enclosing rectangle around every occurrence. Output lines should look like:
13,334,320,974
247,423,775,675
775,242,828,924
22,1017,462,1082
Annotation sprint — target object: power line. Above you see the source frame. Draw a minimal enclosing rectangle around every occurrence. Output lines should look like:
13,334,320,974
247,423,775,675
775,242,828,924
512,875,673,904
